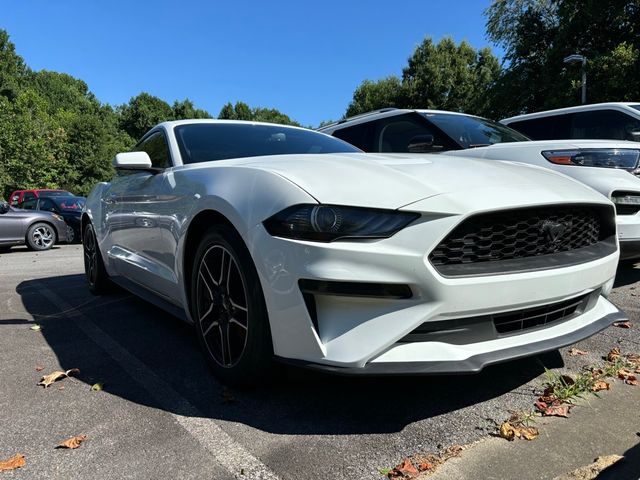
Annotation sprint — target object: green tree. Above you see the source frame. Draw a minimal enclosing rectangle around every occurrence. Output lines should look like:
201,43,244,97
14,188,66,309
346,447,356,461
485,0,640,117
345,76,406,117
0,30,28,100
217,101,299,125
402,37,501,115
172,99,211,119
345,37,501,118
119,92,174,139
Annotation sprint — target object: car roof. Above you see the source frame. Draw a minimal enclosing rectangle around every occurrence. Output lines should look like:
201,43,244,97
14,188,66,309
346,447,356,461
501,102,640,124
156,119,315,135
317,108,484,131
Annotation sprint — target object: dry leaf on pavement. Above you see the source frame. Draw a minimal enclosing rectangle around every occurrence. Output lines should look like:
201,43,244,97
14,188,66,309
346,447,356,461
91,382,104,392
613,321,632,329
591,381,610,392
56,435,87,449
617,368,639,385
38,368,80,388
499,422,539,441
35,365,44,372
543,404,571,417
388,458,418,478
29,324,41,331
568,348,587,356
607,348,621,362
0,454,25,471
418,462,433,472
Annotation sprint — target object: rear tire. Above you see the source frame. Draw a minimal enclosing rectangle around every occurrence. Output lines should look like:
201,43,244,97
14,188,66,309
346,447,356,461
190,225,273,387
26,222,56,251
83,223,112,295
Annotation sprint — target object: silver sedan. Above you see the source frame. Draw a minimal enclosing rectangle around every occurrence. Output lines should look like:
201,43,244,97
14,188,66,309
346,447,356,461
0,201,68,252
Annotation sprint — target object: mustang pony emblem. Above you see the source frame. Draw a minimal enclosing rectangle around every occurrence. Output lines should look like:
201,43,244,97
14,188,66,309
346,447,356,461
541,220,569,244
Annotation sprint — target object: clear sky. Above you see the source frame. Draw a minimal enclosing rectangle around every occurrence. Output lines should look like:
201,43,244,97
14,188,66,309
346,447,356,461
3,0,497,127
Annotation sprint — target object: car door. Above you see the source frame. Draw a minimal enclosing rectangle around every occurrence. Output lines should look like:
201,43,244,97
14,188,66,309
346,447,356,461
110,130,180,302
0,208,26,243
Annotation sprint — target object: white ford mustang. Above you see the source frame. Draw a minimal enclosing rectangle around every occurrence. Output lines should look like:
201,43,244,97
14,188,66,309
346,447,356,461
83,120,625,385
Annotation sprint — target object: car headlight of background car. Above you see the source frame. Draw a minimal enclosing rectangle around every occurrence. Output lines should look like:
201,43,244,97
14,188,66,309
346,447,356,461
542,149,640,171
263,204,420,241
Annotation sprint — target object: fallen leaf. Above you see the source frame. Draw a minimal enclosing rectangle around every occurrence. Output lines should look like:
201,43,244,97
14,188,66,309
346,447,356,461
607,348,621,362
568,348,587,356
591,367,606,377
542,404,571,417
388,458,418,478
56,435,87,449
613,321,632,329
35,365,44,372
0,454,25,471
91,382,104,392
626,377,639,386
29,324,41,331
499,422,538,441
38,368,79,388
519,426,539,440
591,381,610,392
418,462,433,472
535,400,548,412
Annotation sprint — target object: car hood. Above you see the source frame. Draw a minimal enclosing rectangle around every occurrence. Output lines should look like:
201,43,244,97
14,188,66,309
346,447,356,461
237,152,602,209
462,139,640,151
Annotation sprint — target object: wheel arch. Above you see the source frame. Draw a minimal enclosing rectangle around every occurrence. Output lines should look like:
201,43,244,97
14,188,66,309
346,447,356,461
182,209,243,319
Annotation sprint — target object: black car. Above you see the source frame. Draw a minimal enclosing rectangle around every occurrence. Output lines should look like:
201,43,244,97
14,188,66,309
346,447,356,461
20,196,86,243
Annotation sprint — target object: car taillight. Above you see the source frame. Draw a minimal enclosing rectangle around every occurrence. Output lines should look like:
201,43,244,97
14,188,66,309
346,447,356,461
542,149,640,171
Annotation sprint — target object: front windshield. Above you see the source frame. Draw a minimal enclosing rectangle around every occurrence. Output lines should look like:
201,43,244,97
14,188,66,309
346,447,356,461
54,197,85,211
175,123,361,164
423,113,530,148
631,104,640,113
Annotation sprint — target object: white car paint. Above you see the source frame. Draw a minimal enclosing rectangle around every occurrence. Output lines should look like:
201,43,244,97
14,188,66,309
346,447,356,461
84,120,624,376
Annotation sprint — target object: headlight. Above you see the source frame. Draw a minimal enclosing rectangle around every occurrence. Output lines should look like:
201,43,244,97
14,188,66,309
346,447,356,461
542,149,640,171
263,204,420,242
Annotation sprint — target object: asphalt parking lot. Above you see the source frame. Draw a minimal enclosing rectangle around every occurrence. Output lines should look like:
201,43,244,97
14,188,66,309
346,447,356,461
1,245,640,479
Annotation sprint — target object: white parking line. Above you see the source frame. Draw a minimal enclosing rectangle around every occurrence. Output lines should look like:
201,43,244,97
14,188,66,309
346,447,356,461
37,283,280,480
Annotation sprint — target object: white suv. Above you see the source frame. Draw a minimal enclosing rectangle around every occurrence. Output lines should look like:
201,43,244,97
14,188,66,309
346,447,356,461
319,108,640,260
501,102,640,143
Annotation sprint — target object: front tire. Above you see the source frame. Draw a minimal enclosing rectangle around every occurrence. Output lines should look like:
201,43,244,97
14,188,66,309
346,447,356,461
83,223,112,295
26,222,56,251
190,225,273,387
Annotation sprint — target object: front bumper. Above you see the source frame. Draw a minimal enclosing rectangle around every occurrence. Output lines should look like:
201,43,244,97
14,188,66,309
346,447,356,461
278,309,625,375
251,200,620,372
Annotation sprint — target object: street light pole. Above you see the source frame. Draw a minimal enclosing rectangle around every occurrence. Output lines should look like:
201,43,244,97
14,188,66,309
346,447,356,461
564,54,587,104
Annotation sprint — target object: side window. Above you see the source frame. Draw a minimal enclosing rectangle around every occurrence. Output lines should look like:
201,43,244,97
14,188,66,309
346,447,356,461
39,199,57,212
135,131,171,169
571,110,640,141
20,199,37,210
22,192,36,203
372,114,452,153
508,115,571,140
332,123,373,151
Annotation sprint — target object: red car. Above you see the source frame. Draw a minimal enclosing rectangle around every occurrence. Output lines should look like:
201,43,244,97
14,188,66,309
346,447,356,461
8,189,72,206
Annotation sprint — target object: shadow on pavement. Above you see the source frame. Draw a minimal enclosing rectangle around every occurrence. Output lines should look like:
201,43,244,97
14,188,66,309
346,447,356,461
598,437,640,479
614,261,640,288
13,274,561,436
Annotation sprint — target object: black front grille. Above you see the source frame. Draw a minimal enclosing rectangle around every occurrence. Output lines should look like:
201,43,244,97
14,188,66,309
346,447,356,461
429,205,616,276
493,293,590,334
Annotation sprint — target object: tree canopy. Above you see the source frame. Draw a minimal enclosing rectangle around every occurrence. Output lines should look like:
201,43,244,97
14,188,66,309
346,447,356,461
345,37,501,118
485,0,640,117
218,101,300,126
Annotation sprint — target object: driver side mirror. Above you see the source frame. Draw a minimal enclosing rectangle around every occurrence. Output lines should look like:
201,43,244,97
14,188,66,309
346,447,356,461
408,134,435,153
113,151,153,170
0,201,10,214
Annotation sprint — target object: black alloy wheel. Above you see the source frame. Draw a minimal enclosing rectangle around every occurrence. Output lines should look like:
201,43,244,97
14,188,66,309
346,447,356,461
191,225,273,386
